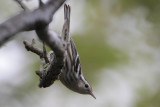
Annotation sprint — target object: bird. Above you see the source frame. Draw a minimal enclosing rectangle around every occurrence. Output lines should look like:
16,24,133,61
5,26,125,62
58,4,96,99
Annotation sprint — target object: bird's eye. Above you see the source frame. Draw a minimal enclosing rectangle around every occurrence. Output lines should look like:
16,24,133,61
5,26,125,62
85,84,88,88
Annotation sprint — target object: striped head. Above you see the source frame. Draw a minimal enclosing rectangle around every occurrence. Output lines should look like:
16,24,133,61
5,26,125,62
75,73,96,99
59,54,96,99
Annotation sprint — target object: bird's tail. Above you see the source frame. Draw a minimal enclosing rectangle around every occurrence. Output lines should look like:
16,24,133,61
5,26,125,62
61,4,70,43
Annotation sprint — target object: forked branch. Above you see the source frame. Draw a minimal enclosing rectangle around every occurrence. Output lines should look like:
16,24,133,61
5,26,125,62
0,0,66,87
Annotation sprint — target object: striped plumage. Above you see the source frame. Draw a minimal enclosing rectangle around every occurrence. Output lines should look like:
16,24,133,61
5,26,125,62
58,4,95,99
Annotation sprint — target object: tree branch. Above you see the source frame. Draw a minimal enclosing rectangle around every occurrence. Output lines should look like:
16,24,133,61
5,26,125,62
0,0,66,88
35,26,65,88
0,0,66,46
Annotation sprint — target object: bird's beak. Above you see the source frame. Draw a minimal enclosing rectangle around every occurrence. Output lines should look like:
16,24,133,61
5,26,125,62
89,91,96,99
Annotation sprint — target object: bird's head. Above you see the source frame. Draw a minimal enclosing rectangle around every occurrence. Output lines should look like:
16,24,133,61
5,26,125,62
76,75,96,99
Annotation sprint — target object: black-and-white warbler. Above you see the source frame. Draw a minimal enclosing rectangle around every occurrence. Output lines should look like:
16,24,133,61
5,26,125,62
58,4,96,99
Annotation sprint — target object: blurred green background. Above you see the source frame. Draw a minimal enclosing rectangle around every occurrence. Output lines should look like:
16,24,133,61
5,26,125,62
0,0,160,107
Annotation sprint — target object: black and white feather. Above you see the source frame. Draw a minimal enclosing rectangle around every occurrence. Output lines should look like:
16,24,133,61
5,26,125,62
59,4,96,99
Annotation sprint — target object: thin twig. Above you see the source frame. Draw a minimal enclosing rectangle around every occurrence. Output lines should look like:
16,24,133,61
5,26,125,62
14,0,27,11
23,40,49,63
